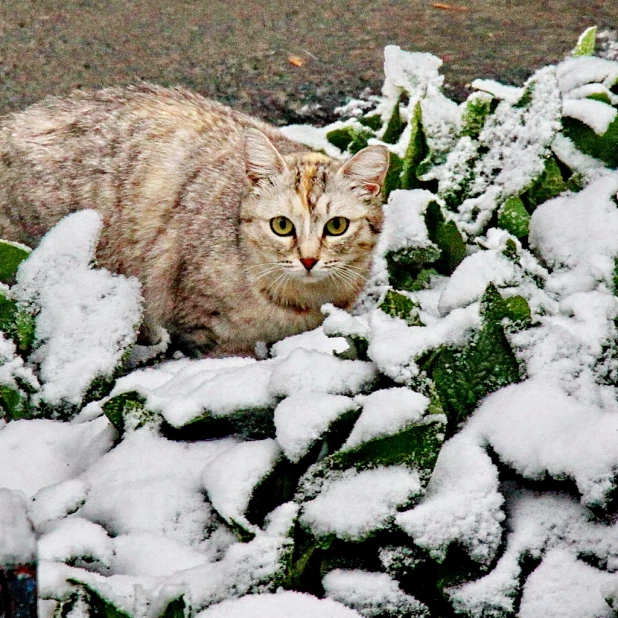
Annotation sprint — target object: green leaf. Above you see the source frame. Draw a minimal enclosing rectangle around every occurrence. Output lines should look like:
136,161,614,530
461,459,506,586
358,114,382,131
160,597,185,618
433,285,522,429
0,292,17,333
572,26,597,57
461,92,493,139
498,196,531,239
480,283,531,329
400,102,428,189
562,115,618,169
378,289,422,326
425,201,467,275
163,406,276,441
385,245,441,292
0,240,31,285
0,289,35,354
326,127,354,151
382,95,405,144
0,385,29,420
325,126,372,154
102,391,149,434
409,268,439,291
383,152,404,198
524,156,567,209
330,415,446,484
504,295,532,327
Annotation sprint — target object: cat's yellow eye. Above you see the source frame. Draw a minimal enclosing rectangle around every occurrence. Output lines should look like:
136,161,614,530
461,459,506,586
270,216,295,236
324,217,349,236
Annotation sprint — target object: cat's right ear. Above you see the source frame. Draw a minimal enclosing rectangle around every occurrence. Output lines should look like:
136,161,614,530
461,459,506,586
243,128,288,186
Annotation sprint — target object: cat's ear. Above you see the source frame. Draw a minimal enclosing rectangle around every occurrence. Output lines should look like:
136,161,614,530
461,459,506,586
244,128,288,186
338,144,390,197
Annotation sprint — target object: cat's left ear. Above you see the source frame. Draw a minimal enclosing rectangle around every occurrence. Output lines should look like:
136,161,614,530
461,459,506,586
338,144,390,197
244,128,288,186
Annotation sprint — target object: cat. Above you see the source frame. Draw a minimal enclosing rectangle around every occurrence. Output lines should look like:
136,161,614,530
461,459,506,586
0,84,389,357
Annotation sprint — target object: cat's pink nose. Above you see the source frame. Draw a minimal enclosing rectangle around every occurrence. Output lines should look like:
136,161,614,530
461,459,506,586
300,257,318,271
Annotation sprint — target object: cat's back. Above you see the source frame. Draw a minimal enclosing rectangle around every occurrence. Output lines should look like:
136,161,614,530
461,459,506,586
0,84,296,246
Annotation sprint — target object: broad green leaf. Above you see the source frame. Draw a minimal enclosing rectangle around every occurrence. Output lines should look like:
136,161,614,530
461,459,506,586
0,290,35,354
425,201,467,275
400,102,428,189
382,94,405,144
524,156,567,209
330,415,446,484
358,114,382,131
385,244,441,292
562,115,618,169
572,26,597,57
433,285,522,429
102,391,150,434
0,385,28,420
0,240,31,285
326,127,354,151
325,126,372,154
461,92,493,139
504,295,532,327
409,268,439,291
498,196,531,239
383,152,404,198
378,289,422,326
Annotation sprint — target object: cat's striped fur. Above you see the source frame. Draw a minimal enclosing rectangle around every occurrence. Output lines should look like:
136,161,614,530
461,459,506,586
0,84,389,357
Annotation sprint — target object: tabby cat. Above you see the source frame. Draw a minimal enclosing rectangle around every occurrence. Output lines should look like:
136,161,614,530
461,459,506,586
0,84,389,357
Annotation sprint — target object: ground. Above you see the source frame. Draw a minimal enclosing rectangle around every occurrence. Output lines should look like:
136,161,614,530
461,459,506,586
0,0,616,125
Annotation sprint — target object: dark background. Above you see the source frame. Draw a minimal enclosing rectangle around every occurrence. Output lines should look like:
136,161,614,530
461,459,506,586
0,0,616,125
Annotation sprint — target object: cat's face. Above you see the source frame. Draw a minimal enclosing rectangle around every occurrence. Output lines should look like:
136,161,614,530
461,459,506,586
240,129,389,308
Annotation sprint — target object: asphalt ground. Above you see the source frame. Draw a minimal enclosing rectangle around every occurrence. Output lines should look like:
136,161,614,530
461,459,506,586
0,1,617,125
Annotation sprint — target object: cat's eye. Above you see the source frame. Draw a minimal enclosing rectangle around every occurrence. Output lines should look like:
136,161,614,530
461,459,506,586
270,216,295,236
324,217,349,236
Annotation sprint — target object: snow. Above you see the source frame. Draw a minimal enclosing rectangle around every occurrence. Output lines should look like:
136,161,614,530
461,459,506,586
202,439,281,531
471,79,523,103
111,356,274,427
275,393,359,462
38,517,113,566
0,489,36,564
300,466,421,541
437,249,521,315
529,171,618,291
468,379,618,506
519,548,614,618
376,189,435,256
11,210,142,407
0,331,39,395
269,349,377,397
344,388,429,449
0,417,114,498
323,569,428,617
396,433,504,564
367,302,480,384
196,591,363,618
562,98,617,135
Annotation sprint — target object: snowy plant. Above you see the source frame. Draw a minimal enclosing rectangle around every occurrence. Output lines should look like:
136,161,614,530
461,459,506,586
1,26,618,618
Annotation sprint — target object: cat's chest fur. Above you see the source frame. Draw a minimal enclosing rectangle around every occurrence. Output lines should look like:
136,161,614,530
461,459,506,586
0,84,389,357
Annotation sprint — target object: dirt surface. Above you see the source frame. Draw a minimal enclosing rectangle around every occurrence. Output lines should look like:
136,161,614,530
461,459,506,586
0,1,617,126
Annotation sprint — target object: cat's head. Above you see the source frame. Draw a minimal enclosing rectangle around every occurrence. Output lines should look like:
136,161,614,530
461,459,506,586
240,128,389,309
